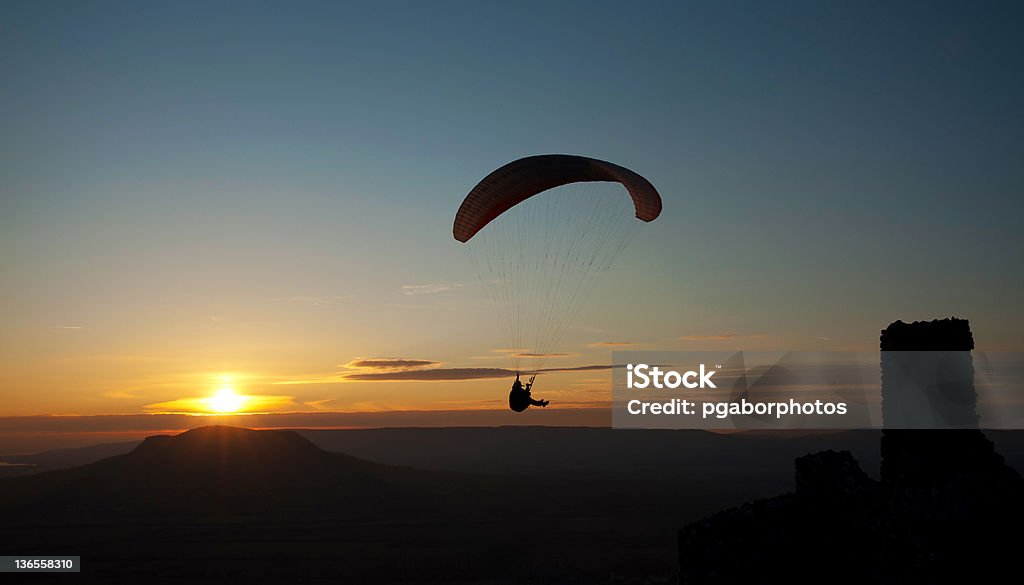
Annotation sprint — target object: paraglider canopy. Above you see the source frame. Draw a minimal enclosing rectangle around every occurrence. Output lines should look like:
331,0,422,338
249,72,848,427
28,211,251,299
454,154,662,375
454,154,662,243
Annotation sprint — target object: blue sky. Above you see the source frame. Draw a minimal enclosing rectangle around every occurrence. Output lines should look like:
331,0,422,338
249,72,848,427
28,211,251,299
1,1,1022,416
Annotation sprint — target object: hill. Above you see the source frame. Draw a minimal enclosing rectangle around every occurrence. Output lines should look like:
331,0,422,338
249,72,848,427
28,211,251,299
0,426,481,520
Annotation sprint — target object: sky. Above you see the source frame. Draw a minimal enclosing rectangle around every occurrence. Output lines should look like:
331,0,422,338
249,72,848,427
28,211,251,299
1,1,1022,436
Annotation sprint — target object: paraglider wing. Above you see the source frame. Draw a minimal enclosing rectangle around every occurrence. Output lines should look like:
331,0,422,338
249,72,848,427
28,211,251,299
453,154,662,243
454,154,662,376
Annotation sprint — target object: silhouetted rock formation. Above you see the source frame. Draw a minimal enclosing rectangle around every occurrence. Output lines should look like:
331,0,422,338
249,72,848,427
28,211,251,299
879,317,975,352
881,318,978,428
794,449,874,499
679,318,1024,584
681,450,882,583
880,318,1005,489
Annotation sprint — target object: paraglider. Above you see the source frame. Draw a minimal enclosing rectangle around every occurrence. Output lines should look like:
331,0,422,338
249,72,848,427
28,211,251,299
453,154,661,243
454,154,662,411
508,373,548,412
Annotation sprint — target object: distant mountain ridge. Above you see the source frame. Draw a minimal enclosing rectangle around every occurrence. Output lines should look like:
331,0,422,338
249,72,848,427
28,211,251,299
0,426,480,520
0,440,143,476
6,427,1024,480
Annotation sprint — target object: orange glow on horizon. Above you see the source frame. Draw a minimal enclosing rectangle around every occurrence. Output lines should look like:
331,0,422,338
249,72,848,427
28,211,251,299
142,375,302,415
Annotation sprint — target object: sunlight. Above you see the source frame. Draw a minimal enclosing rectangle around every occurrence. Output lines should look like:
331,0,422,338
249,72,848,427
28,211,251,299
143,375,297,414
207,386,246,414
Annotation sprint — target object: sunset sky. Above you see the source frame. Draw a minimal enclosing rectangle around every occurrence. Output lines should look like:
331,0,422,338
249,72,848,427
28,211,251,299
2,1,1022,437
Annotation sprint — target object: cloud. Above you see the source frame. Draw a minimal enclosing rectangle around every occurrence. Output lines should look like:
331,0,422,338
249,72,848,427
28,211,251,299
272,375,349,386
144,394,299,414
279,295,354,307
542,364,618,373
490,349,575,358
344,364,616,381
274,357,442,385
102,391,140,399
302,398,340,411
73,354,161,363
275,354,618,385
587,341,636,348
680,334,739,341
401,283,464,296
345,358,441,370
54,325,84,330
345,367,511,381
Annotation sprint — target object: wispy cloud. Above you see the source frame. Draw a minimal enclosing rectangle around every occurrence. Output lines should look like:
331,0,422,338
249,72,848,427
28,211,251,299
543,364,619,373
401,283,464,296
680,333,738,341
569,324,605,334
102,391,140,399
75,354,161,363
272,375,350,386
490,349,575,358
279,295,354,307
345,358,441,370
344,364,616,381
273,353,617,384
345,367,512,381
573,377,611,385
273,357,442,385
587,341,636,348
54,325,84,330
302,398,339,411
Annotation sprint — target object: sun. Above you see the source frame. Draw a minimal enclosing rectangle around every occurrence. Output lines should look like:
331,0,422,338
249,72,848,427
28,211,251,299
207,386,246,414
142,374,294,415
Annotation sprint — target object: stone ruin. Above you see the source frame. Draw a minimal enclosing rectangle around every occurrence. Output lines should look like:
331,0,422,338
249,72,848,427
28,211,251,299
678,318,1023,583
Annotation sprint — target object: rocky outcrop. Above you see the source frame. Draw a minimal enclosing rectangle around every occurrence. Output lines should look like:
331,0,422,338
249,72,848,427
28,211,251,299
679,318,1023,584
